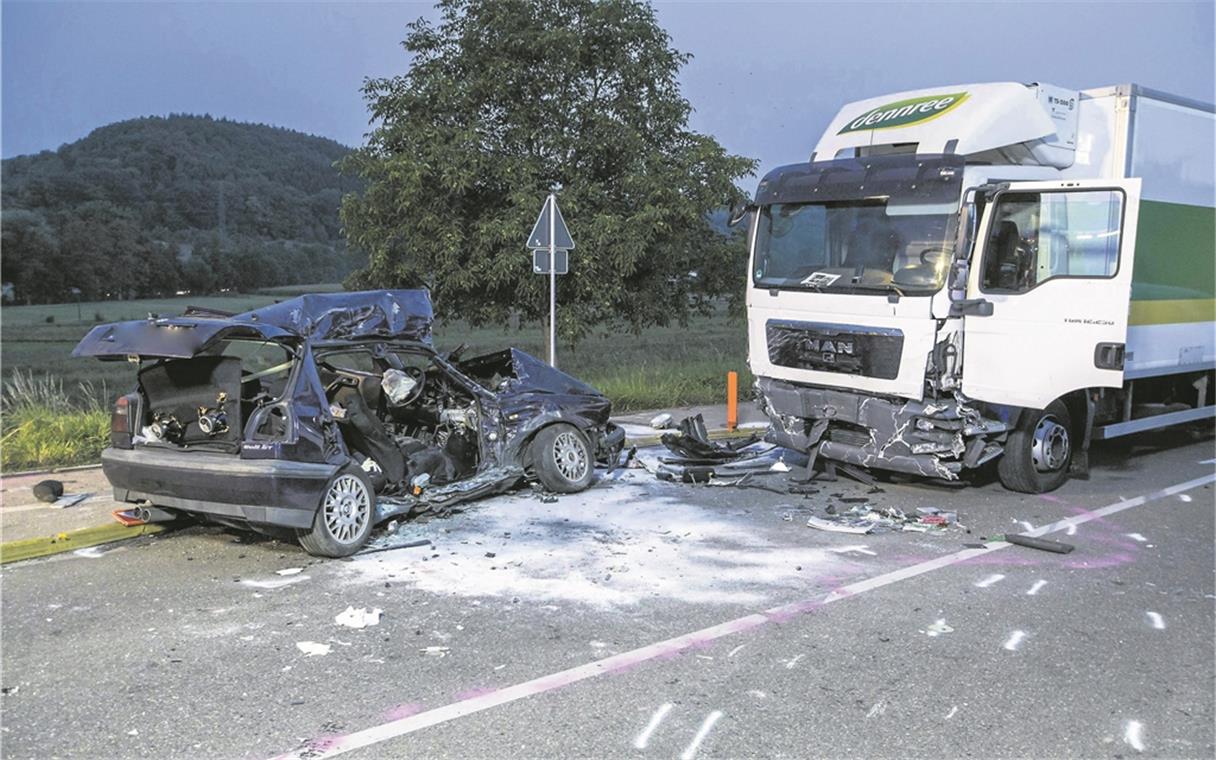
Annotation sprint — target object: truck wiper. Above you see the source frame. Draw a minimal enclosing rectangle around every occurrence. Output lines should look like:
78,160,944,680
851,281,906,302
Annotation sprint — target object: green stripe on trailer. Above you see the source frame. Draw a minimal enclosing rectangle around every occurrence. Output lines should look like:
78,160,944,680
1131,199,1216,302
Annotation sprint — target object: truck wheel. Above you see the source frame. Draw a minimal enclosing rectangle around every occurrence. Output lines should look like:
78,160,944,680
299,467,375,557
998,401,1073,494
529,424,594,493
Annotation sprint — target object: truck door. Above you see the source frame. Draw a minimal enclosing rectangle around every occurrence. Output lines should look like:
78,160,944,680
961,179,1142,409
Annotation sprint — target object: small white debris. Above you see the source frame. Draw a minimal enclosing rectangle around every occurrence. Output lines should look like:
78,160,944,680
974,574,1005,588
770,460,791,473
649,413,673,430
127,729,139,736
73,547,106,559
944,705,958,719
1178,494,1192,502
1146,611,1165,630
783,653,804,669
420,646,450,657
1026,580,1048,596
829,545,877,556
242,575,311,590
865,701,886,718
275,568,304,576
295,641,331,657
1126,533,1147,542
1003,630,1026,651
1124,720,1145,752
924,619,954,637
334,606,383,629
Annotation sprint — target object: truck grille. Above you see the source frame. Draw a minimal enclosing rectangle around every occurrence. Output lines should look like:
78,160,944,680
766,320,904,380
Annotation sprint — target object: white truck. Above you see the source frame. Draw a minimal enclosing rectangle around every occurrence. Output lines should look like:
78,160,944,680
737,82,1214,492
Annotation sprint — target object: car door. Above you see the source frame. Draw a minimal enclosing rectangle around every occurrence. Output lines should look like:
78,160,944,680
961,178,1142,409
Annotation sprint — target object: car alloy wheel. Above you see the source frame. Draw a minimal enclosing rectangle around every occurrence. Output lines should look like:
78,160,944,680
322,473,371,544
552,429,589,484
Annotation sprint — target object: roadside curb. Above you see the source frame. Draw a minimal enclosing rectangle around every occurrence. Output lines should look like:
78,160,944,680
0,521,170,565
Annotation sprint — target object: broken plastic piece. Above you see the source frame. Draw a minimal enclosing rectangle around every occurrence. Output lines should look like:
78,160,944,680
649,413,673,430
807,516,872,534
334,606,383,629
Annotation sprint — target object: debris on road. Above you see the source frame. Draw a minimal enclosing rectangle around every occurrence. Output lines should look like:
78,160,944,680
49,493,90,509
334,606,383,629
32,480,64,503
1002,534,1075,554
924,619,954,637
805,505,962,535
275,568,304,576
295,641,332,657
419,646,450,657
649,413,673,430
659,414,760,462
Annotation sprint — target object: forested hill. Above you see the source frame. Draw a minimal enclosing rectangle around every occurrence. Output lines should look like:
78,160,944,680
2,115,363,304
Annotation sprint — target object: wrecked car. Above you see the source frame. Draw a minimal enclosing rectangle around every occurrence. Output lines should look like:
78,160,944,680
73,290,624,557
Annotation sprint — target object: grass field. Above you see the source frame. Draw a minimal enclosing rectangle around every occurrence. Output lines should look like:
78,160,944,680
1,289,752,470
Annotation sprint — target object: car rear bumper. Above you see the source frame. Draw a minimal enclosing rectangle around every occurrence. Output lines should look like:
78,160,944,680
101,447,339,529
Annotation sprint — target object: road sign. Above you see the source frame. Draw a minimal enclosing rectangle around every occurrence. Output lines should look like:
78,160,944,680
527,195,575,250
527,194,575,368
533,248,568,275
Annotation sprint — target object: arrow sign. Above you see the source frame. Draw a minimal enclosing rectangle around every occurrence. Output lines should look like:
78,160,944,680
526,195,575,250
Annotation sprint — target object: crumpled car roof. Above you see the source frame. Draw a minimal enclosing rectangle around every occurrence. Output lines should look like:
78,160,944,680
73,290,433,359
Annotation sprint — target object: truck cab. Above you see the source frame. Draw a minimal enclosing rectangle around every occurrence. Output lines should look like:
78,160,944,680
743,82,1214,492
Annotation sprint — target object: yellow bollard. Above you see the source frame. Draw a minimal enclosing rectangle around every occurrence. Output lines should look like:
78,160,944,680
727,371,738,431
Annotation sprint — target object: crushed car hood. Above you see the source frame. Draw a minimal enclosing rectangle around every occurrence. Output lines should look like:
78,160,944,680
73,290,434,359
459,348,604,398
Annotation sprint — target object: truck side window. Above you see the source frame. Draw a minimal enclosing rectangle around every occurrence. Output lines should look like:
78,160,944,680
981,190,1123,293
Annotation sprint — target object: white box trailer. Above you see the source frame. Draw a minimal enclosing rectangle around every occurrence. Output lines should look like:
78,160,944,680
740,82,1214,492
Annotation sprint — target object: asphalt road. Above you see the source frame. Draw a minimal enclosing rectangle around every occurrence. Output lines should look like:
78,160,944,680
2,426,1213,759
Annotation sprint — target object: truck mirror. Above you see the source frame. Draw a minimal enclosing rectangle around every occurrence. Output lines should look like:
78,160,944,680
727,198,755,228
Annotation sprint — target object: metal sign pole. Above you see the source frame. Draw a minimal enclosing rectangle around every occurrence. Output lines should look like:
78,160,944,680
548,194,557,367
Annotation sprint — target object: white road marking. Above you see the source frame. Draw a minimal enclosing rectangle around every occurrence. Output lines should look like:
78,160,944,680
1146,611,1165,630
1126,533,1147,542
680,711,723,760
1026,580,1048,596
1003,631,1026,651
974,573,1006,588
1124,720,1145,752
268,472,1216,760
632,702,673,750
783,654,804,669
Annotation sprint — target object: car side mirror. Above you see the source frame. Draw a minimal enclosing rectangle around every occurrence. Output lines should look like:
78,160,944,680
727,198,755,228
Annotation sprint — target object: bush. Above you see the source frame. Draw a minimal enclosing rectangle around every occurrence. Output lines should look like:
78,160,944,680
44,315,54,323
1,370,111,471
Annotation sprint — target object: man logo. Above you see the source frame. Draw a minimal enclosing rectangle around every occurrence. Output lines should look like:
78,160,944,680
838,92,969,135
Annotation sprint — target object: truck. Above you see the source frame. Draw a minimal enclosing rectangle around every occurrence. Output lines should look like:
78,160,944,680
736,82,1214,493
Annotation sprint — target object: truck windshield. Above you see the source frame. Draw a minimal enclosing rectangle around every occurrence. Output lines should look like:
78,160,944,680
752,199,956,294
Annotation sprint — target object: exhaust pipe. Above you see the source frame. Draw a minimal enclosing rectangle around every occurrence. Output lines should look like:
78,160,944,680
134,505,178,524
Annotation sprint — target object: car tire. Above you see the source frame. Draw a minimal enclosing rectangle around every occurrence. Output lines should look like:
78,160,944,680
298,467,375,558
530,424,594,493
997,400,1073,494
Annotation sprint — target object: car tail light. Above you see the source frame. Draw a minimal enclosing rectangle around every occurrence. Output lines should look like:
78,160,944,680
110,394,135,448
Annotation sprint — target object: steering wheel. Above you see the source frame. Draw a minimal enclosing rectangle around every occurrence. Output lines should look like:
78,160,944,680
390,365,427,407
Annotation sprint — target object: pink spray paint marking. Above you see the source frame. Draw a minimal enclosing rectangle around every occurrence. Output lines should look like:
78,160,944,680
383,703,424,721
269,472,1216,760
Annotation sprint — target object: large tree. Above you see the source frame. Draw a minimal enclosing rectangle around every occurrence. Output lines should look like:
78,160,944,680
341,0,756,340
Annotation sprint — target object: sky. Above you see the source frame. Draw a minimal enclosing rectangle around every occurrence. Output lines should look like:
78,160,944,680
3,1,1213,181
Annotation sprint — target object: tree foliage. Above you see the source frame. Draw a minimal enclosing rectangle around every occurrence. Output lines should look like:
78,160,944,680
341,0,756,339
2,115,363,303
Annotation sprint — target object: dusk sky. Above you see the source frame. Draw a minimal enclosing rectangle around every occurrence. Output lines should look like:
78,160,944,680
3,1,1213,180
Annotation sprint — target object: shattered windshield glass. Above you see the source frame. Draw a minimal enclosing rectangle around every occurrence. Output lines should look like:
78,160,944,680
752,199,956,294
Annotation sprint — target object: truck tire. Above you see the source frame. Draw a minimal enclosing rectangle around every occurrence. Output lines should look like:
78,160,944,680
998,400,1073,494
299,467,375,557
529,424,594,493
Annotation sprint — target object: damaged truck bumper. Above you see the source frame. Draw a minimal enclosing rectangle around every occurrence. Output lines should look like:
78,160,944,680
757,377,1007,481
102,447,337,529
